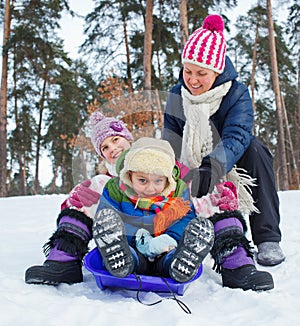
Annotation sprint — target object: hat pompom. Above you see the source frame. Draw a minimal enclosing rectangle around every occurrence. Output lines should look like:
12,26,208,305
202,14,224,32
90,111,105,127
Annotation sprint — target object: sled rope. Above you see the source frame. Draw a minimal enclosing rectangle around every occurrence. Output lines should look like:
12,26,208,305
134,274,192,314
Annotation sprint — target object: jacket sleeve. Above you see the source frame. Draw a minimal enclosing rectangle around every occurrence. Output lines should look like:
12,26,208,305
162,84,185,160
208,81,254,173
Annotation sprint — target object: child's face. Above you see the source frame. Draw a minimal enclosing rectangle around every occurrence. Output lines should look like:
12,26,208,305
100,136,131,164
130,171,168,198
183,62,218,96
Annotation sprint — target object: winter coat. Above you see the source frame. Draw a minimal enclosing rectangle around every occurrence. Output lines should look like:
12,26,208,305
163,56,255,174
96,156,196,247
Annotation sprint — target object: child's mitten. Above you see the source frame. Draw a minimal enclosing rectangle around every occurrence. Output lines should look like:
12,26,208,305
135,229,177,258
210,181,238,211
135,228,153,257
62,180,100,209
148,234,177,257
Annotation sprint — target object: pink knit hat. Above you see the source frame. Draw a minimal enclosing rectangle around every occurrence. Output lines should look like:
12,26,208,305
182,14,226,74
90,111,134,157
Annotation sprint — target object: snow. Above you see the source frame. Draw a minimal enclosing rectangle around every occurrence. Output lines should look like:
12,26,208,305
1,191,299,325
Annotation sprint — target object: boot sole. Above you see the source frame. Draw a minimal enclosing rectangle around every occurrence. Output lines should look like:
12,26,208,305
25,262,83,285
224,278,274,291
93,208,134,278
169,217,214,283
25,276,62,286
257,256,285,267
222,267,274,291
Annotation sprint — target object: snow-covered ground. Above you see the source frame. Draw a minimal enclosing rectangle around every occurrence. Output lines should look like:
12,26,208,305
1,191,299,325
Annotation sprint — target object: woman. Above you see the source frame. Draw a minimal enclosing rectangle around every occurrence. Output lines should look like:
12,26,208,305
162,14,284,286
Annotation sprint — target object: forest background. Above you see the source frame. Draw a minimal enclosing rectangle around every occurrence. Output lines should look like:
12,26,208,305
0,0,299,197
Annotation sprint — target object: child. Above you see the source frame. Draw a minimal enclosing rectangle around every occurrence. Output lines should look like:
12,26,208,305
93,137,215,283
94,137,274,290
25,111,134,285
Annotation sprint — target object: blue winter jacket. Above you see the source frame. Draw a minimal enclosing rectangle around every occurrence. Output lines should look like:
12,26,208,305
96,169,196,248
162,56,255,174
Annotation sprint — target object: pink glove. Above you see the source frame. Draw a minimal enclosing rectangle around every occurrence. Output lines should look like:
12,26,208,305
210,181,238,211
176,160,190,179
61,180,100,210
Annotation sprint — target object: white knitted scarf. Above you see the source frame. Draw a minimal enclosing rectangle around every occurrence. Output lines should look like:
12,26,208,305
180,83,259,215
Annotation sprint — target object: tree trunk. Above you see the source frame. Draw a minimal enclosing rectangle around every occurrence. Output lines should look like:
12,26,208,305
143,0,153,91
0,0,11,197
266,0,289,190
281,94,299,188
179,0,188,48
120,1,132,93
251,24,259,136
12,44,27,195
251,24,258,114
298,55,300,130
155,50,162,82
49,164,59,194
34,78,47,194
17,152,26,195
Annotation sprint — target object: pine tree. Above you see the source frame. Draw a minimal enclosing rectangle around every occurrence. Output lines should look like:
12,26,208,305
0,0,11,197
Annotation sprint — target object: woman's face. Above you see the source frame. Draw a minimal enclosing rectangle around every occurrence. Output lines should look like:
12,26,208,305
129,171,167,198
183,62,219,96
100,136,131,164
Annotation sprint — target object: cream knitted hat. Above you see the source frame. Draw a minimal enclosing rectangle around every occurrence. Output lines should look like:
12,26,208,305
119,137,177,196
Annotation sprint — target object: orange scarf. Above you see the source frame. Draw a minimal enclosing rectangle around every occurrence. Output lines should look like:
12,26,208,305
153,198,191,236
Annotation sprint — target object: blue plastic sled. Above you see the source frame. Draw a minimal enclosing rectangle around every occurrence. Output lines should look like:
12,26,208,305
84,247,202,296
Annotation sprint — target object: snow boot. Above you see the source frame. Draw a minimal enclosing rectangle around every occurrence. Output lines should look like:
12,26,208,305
257,242,285,266
25,208,93,285
167,216,214,283
209,211,274,291
93,207,135,278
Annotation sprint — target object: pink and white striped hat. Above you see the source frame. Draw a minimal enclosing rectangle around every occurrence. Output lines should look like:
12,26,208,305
182,14,226,74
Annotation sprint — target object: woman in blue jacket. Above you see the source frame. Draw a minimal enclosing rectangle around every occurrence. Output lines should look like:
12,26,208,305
162,15,285,282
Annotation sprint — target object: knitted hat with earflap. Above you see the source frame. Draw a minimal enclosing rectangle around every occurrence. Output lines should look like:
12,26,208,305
182,14,226,74
120,137,177,197
90,111,134,157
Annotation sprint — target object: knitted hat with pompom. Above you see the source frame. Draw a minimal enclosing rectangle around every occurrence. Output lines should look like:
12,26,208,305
90,111,134,157
182,14,226,74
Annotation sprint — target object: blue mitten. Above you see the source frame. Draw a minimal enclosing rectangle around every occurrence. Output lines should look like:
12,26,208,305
135,229,177,258
148,235,177,257
135,228,153,257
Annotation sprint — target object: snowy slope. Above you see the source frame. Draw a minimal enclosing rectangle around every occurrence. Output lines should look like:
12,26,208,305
0,191,299,326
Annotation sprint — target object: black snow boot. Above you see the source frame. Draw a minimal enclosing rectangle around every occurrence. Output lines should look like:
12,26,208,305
168,216,215,283
25,260,83,285
93,207,135,278
209,211,274,291
221,264,274,291
25,208,93,285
